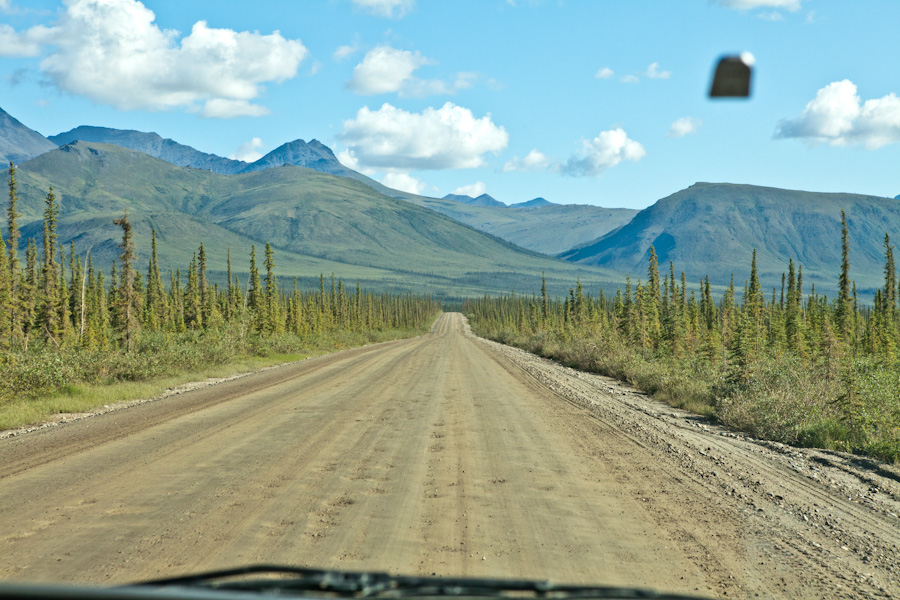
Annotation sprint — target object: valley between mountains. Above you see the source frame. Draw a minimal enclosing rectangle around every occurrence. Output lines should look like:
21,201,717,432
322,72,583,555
1,314,897,599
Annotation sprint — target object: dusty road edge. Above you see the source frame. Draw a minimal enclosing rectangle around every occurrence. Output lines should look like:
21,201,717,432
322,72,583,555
0,331,431,442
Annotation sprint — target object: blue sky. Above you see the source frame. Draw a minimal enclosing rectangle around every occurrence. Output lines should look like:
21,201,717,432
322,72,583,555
2,0,899,209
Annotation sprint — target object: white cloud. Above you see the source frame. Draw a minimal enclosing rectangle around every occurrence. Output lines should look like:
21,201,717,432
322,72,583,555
620,74,639,84
503,149,551,172
563,128,646,177
201,99,270,118
336,149,376,176
452,182,487,197
645,62,671,79
18,0,306,116
775,80,900,149
349,46,428,94
229,137,265,162
716,0,801,10
595,67,614,79
381,172,427,195
347,45,472,97
333,43,358,61
351,0,415,19
668,117,702,138
0,23,51,56
337,149,360,170
339,102,509,170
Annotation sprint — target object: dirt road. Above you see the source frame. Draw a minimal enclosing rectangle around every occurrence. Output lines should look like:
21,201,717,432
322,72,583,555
1,313,898,598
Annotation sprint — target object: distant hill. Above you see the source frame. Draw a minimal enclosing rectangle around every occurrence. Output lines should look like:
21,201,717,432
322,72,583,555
238,138,355,176
49,126,359,178
512,197,555,208
0,107,57,164
49,126,247,173
44,121,631,255
6,142,618,297
561,182,900,293
443,193,506,207
432,202,637,256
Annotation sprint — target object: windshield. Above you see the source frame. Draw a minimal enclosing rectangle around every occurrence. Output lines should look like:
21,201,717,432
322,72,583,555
1,2,899,600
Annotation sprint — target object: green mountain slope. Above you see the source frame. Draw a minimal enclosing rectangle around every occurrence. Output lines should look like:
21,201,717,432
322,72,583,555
0,107,57,164
561,182,900,293
43,121,633,255
6,142,619,297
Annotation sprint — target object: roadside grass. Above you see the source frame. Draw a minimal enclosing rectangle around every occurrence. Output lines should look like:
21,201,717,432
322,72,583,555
0,325,432,432
479,326,900,464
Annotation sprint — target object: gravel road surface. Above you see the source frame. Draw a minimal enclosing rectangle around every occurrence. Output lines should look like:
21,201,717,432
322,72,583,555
0,313,898,598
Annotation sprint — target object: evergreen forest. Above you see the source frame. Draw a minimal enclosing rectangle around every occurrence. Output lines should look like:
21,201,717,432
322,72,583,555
0,164,440,425
466,211,900,462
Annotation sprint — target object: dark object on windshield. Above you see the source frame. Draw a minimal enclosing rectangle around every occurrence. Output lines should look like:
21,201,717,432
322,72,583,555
709,53,754,98
0,565,719,599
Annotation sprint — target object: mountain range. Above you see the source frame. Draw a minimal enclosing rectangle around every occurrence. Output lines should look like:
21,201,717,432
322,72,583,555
40,122,632,255
562,182,900,293
3,105,900,297
6,141,618,297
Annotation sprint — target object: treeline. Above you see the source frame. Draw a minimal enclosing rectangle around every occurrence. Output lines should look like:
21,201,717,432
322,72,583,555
466,211,900,462
0,164,439,401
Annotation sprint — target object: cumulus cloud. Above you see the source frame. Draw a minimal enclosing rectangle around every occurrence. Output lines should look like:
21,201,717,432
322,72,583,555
716,0,801,9
562,128,646,177
668,117,702,138
775,80,900,149
620,74,639,84
0,23,51,56
503,149,551,172
229,137,265,162
347,45,472,97
348,45,430,94
595,67,614,79
351,0,415,18
381,172,427,195
452,182,487,197
201,99,270,119
10,0,306,116
645,62,671,79
339,102,509,170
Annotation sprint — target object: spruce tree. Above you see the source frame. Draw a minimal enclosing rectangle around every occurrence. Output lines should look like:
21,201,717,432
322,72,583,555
883,234,896,332
0,228,10,344
836,210,853,341
113,212,139,351
645,247,661,348
6,162,21,340
20,239,37,348
248,245,261,315
185,253,201,329
264,243,279,333
39,188,61,342
198,243,210,327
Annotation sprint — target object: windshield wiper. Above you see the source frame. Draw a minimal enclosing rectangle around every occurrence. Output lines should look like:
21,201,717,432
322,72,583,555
129,565,716,600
